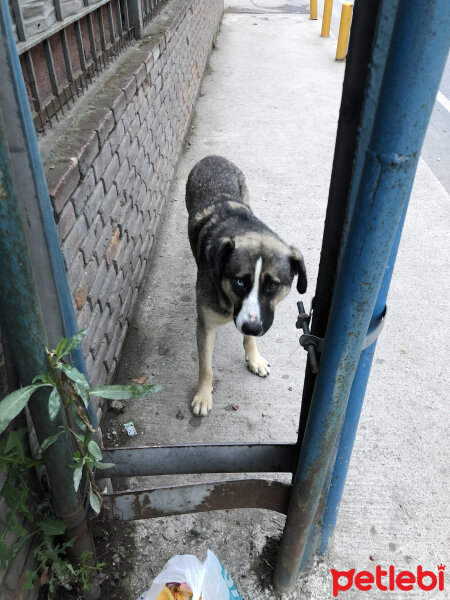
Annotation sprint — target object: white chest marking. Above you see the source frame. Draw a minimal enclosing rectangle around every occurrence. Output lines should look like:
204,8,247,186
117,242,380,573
236,257,262,331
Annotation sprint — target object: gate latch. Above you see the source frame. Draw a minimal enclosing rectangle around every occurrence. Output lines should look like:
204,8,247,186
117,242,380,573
296,302,388,375
296,301,320,374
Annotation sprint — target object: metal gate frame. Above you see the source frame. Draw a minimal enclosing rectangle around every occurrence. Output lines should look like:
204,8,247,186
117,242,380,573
1,0,449,595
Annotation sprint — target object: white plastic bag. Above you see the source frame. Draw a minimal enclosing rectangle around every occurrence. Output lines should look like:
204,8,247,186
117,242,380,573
142,549,242,600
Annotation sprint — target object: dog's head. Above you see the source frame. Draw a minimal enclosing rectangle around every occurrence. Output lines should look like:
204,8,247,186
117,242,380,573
208,232,307,336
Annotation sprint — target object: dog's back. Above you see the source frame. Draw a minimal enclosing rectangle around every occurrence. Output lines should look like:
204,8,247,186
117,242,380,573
185,155,249,216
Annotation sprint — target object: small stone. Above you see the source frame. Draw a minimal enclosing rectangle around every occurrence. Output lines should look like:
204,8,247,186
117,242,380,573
109,400,125,414
176,409,184,420
190,527,202,537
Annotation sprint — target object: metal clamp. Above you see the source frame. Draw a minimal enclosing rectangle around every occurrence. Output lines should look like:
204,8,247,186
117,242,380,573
361,305,387,350
296,302,320,374
297,302,388,373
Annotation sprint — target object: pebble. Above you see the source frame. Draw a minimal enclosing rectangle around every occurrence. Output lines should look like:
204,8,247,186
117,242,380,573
109,400,125,414
189,527,202,537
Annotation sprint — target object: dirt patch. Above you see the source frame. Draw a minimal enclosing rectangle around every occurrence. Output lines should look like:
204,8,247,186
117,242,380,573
254,535,280,587
93,520,138,600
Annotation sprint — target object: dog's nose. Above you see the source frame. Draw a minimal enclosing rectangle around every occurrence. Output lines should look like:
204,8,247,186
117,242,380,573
242,321,263,336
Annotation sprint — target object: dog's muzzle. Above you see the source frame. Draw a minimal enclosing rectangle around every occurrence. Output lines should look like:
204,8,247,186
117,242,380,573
241,320,264,336
234,314,264,336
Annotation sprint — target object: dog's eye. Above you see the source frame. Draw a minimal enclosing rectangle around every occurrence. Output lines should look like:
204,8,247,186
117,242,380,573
265,280,280,294
235,278,245,289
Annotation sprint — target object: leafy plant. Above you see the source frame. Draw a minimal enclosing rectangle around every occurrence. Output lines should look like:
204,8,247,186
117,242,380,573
0,329,161,592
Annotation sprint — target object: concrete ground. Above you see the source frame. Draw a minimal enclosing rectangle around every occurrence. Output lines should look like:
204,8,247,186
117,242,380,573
100,2,450,598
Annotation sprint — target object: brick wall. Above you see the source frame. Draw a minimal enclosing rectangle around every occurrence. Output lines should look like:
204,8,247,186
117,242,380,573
41,0,223,407
0,1,222,596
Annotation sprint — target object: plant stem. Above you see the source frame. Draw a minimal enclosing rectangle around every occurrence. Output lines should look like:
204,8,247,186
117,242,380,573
46,355,101,497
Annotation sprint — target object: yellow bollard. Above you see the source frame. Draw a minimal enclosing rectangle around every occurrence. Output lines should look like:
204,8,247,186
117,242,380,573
321,0,333,37
310,0,318,20
336,2,353,60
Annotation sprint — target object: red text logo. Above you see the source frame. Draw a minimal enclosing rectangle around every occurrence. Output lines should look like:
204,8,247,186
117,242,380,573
330,564,445,597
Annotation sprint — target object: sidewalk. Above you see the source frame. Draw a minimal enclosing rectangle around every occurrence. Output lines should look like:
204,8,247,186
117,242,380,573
101,2,450,598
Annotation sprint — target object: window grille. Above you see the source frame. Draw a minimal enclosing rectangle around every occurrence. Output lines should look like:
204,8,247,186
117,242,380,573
141,0,167,27
8,0,166,134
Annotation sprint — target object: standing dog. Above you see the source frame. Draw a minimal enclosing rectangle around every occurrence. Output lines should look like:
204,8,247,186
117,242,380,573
186,155,307,416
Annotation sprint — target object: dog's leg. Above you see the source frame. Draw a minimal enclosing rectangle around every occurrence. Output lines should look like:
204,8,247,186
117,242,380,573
243,335,270,377
192,312,218,416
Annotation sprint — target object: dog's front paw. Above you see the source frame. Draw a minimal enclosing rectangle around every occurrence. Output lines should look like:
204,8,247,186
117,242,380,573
246,351,271,377
191,390,213,416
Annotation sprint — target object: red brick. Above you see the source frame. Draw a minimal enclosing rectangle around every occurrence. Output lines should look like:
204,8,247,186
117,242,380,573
93,142,112,183
56,200,76,242
47,159,80,215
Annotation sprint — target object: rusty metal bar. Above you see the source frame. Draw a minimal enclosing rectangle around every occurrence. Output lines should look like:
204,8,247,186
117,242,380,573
115,0,123,36
74,19,87,71
43,39,59,97
54,0,64,21
103,479,292,521
97,7,107,53
10,0,26,41
128,0,143,37
59,28,73,82
107,2,116,43
86,13,98,64
123,0,130,31
22,51,41,112
100,443,297,478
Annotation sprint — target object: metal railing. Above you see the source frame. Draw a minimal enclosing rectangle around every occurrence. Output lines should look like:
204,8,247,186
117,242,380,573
8,0,166,134
141,0,168,26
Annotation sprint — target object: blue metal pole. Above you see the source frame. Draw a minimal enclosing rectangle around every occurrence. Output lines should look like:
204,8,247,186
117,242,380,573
319,0,450,554
274,0,450,590
319,204,408,554
317,210,406,557
0,1,99,570
298,0,400,568
0,110,83,526
0,0,97,428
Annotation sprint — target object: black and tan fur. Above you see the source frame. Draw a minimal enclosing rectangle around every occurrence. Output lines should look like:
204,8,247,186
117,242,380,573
186,155,307,416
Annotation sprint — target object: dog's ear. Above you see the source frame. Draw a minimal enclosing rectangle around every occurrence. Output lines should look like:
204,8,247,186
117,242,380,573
207,236,235,277
290,246,307,294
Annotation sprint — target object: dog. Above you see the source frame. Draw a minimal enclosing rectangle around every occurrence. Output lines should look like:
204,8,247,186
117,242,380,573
186,155,307,416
